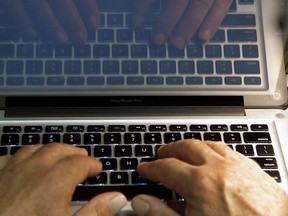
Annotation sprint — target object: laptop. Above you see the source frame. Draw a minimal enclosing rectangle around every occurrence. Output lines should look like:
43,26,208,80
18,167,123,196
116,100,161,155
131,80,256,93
0,0,288,214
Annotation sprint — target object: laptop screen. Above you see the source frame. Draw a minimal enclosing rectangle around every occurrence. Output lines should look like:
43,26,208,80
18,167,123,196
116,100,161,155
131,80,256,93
0,0,286,106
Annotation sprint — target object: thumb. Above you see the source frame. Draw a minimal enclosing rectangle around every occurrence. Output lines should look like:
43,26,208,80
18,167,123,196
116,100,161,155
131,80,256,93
131,194,180,216
73,192,127,216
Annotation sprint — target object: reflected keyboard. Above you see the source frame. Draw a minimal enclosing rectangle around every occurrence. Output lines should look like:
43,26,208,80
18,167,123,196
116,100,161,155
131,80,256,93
0,0,267,93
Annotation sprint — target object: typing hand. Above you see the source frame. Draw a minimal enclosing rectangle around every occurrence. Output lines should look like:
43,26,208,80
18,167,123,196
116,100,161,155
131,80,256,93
132,0,232,48
0,143,127,216
132,139,288,216
1,0,100,43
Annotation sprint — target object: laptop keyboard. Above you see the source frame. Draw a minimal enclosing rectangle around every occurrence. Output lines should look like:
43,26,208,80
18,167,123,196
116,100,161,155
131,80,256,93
0,0,268,93
0,121,282,200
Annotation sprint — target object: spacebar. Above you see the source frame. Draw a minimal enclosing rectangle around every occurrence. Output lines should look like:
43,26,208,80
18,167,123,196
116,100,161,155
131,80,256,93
73,185,174,201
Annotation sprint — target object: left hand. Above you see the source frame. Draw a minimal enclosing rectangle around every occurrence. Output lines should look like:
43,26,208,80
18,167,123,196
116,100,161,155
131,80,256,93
0,143,127,216
132,0,233,48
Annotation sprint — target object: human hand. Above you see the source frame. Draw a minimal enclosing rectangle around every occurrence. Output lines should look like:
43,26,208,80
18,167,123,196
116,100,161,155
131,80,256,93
132,0,232,48
131,139,288,215
1,0,100,43
0,143,127,216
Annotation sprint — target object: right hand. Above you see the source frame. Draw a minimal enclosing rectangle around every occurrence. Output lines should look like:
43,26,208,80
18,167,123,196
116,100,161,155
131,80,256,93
1,0,100,43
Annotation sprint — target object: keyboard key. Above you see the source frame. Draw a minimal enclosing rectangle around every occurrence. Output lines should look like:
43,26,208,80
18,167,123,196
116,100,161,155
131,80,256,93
256,145,275,156
164,133,182,143
235,61,260,74
251,124,268,131
224,45,240,58
243,132,271,143
112,45,129,58
3,126,21,133
55,45,72,58
100,158,118,170
47,77,65,86
117,29,133,42
265,171,281,183
84,133,101,144
1,134,19,145
150,45,166,58
149,125,167,132
120,158,138,170
204,133,222,141
178,61,195,74
43,134,61,144
222,14,256,26
210,30,225,42
169,125,187,131
98,29,114,42
63,133,81,144
110,172,129,184
94,146,112,157
87,172,108,185
87,125,105,132
230,124,248,131
107,76,125,85
251,157,278,169
186,77,203,85
243,45,259,58
223,133,242,143
129,125,146,132
144,133,162,144
24,126,42,133
6,77,24,86
124,133,142,144
84,61,100,74
45,61,62,75
107,14,124,27
210,125,228,131
166,77,184,85
74,45,91,58
228,29,257,42
184,132,202,140
46,126,64,132
216,61,233,74
146,77,164,85
168,46,185,58
160,61,176,74
197,61,213,74
103,61,120,74
87,77,105,85
22,134,40,145
115,145,132,157
0,147,8,156
64,61,81,75
244,77,261,85
190,125,208,131
225,77,242,85
17,44,34,58
131,45,148,58
187,44,203,58
0,44,14,58
127,76,144,85
236,145,254,156
141,61,157,74
205,45,222,58
6,61,24,75
135,145,153,157
104,133,121,144
26,61,43,75
205,77,222,85
36,44,53,58
122,61,138,74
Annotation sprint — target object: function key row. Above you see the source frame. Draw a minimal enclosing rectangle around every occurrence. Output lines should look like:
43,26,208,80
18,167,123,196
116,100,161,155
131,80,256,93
2,124,269,133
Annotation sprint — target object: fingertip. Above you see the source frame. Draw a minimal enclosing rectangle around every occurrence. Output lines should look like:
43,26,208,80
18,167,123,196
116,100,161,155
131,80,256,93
171,35,186,49
131,195,151,216
199,29,212,43
109,193,128,214
151,32,166,45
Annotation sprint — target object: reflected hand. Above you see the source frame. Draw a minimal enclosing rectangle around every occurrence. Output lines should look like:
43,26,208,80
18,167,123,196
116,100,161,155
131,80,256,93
132,0,233,48
132,140,288,215
1,0,100,43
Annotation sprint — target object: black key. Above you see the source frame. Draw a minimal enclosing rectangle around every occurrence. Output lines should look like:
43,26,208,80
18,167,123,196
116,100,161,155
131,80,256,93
98,29,114,42
64,61,81,75
110,172,129,184
108,125,126,132
6,61,24,75
150,45,166,58
168,46,185,58
230,124,248,131
87,172,108,185
236,145,254,156
204,133,222,141
55,45,72,58
141,61,157,74
94,146,112,157
124,133,142,144
104,133,121,144
17,44,34,58
131,45,148,58
224,45,240,58
243,45,259,58
112,45,128,58
169,125,187,131
115,145,132,157
243,132,271,143
45,61,62,75
135,145,153,157
144,133,162,144
22,134,40,145
0,147,8,156
46,126,63,132
100,158,118,170
1,134,19,145
251,124,268,131
160,61,176,74
216,61,233,74
164,133,182,143
107,14,124,26
43,133,61,144
117,29,133,42
103,61,120,74
3,126,21,133
84,133,101,144
93,45,110,58
149,125,167,132
184,132,202,140
63,133,81,145
228,29,257,42
223,133,242,143
74,45,91,58
73,185,173,201
256,145,275,156
211,30,225,42
129,125,146,132
210,125,228,131
190,125,208,131
187,44,203,58
84,60,100,74
36,44,53,58
120,158,138,170
251,157,278,169
265,171,281,183
26,61,43,75
66,125,84,132
221,14,256,26
205,45,222,58
235,61,260,74
0,44,14,58
132,171,150,184
87,172,107,185
24,126,42,133
197,61,214,74
178,61,195,74
122,61,138,74
87,125,105,132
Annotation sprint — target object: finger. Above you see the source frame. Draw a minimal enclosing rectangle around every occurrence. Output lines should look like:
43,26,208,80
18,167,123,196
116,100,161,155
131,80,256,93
1,0,38,37
46,155,102,195
48,0,88,42
204,141,241,161
9,144,44,166
74,0,100,29
31,143,88,166
158,139,221,165
137,158,195,198
131,0,155,27
74,192,127,216
24,0,68,43
132,194,180,216
198,0,232,42
170,0,215,48
0,155,12,170
151,0,190,45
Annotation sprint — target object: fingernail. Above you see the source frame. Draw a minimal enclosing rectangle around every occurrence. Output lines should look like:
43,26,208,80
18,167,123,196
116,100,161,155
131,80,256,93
132,197,150,216
200,29,212,42
110,194,128,214
151,32,166,45
171,35,186,49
